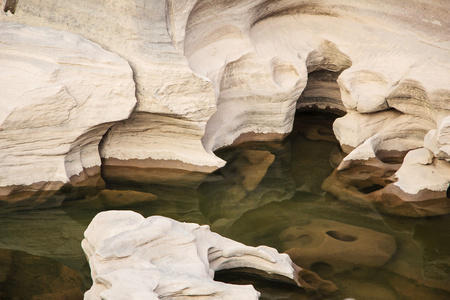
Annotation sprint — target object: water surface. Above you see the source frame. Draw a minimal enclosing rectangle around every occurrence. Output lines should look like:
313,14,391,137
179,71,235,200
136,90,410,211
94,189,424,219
1,113,449,299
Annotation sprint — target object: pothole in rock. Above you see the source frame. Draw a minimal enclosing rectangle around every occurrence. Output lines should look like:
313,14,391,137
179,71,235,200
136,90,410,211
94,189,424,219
296,234,313,246
358,184,384,194
325,230,357,242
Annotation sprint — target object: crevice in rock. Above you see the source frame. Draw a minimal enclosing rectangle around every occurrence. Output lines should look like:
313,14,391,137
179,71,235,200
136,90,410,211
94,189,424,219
375,149,407,165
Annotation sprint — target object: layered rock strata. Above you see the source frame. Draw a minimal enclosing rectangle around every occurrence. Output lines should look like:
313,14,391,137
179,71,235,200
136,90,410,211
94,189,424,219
0,22,136,209
0,0,224,175
169,0,450,214
82,211,336,299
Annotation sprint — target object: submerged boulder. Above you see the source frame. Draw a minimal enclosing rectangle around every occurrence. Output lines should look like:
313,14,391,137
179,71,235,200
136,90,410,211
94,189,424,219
0,248,85,299
280,219,397,276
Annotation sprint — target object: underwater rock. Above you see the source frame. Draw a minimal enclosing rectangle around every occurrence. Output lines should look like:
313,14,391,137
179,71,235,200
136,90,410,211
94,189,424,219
0,209,89,267
280,219,396,276
82,211,336,299
228,150,275,192
384,222,450,295
86,190,158,209
0,248,85,299
322,148,450,217
388,272,450,300
198,144,296,231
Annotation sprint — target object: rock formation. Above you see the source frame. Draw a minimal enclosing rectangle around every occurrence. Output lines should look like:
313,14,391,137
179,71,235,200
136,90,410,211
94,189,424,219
82,211,336,299
280,219,397,275
1,0,450,214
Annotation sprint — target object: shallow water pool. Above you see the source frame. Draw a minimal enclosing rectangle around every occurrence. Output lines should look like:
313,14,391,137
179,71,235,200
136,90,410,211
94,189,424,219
1,113,449,299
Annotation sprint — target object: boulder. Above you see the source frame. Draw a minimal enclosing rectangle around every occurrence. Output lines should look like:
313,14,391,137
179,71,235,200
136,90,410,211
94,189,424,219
82,211,337,299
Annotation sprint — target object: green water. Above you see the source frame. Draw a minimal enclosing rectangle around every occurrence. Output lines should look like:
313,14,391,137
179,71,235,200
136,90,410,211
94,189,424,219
0,113,449,299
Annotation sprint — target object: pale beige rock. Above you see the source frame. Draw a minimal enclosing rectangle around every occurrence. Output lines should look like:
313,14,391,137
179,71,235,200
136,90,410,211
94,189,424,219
0,22,135,188
435,116,450,161
338,114,434,169
99,112,222,170
394,148,450,195
0,0,224,172
176,0,450,149
2,0,450,212
333,110,402,152
174,0,450,209
82,211,336,299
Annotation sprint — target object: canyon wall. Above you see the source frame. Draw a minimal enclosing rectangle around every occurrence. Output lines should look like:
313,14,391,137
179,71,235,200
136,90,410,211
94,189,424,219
1,0,449,215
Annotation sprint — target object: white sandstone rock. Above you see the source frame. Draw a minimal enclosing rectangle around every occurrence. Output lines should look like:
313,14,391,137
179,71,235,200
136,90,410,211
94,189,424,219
1,0,450,211
394,148,450,195
333,110,402,152
82,211,332,300
424,129,440,156
337,70,391,113
0,0,224,172
0,22,136,187
337,114,435,168
436,116,450,161
178,0,450,153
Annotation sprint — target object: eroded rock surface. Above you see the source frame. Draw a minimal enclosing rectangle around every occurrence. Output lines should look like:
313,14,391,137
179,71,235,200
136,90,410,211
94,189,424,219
280,219,397,276
82,211,336,299
0,22,136,209
0,0,224,175
172,0,450,214
1,0,450,213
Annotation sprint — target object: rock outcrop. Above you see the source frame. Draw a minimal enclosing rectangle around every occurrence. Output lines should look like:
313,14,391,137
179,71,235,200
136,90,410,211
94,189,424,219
1,0,450,214
170,0,450,214
82,211,336,299
1,0,225,172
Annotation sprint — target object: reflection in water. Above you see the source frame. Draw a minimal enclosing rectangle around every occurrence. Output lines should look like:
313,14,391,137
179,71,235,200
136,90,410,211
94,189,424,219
0,113,449,299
